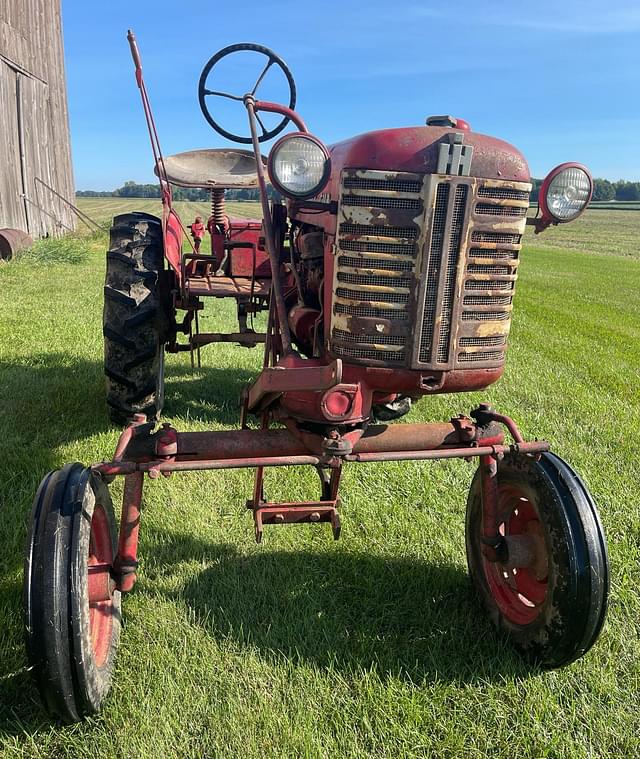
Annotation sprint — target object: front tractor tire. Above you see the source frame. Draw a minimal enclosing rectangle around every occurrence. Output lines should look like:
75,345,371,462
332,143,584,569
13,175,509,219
24,465,121,722
465,452,609,668
103,212,171,425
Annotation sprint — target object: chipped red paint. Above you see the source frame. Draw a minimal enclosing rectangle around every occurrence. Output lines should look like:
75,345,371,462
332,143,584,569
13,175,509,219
163,208,184,282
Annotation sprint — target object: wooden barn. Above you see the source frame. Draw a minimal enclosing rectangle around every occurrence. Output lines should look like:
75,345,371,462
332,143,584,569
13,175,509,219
0,0,75,253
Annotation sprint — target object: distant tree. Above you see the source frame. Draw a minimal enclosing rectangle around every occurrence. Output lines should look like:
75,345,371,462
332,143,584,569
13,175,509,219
614,181,640,201
529,178,542,203
592,178,615,201
114,181,161,198
76,189,115,197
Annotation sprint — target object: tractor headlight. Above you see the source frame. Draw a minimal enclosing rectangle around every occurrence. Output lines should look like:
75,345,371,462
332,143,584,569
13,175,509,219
268,133,331,199
540,163,592,223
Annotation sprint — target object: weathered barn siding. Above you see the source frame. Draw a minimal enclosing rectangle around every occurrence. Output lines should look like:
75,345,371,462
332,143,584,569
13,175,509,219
0,0,75,236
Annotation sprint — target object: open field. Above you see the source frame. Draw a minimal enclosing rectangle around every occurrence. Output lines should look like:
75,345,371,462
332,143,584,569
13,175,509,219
524,208,639,258
76,197,262,228
1,206,639,757
76,197,640,260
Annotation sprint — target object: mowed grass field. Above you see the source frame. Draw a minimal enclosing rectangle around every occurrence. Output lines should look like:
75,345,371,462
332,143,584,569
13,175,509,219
76,197,262,228
76,196,640,259
0,202,639,757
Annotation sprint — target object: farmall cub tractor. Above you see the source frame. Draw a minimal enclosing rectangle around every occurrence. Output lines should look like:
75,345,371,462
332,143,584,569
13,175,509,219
24,34,609,721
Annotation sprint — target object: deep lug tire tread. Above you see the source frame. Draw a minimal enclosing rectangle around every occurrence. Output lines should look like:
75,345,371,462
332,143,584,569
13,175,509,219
103,212,170,425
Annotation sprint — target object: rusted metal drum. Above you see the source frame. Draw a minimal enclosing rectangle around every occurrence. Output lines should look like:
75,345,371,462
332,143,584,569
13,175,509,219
0,228,33,261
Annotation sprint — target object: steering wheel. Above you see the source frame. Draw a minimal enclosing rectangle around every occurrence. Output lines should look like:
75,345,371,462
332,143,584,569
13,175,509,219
198,43,296,144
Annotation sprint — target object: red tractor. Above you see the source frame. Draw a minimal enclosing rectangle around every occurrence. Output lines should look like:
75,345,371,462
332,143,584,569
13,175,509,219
24,35,608,722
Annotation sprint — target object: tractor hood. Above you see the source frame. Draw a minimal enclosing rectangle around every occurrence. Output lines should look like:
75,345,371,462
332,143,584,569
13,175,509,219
321,125,530,199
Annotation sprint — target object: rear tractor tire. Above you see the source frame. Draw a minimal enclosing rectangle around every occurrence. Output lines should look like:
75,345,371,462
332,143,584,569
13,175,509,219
103,212,173,425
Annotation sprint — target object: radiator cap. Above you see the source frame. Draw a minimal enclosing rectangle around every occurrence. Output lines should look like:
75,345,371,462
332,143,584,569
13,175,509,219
426,115,471,131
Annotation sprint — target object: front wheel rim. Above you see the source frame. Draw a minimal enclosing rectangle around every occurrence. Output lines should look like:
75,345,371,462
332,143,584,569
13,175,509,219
483,485,549,626
87,505,116,668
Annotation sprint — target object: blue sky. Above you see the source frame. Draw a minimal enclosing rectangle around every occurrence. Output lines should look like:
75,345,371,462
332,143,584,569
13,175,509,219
62,0,640,189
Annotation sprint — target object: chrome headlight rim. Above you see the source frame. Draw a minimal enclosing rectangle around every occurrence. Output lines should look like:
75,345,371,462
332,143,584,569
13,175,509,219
539,162,593,224
268,132,331,200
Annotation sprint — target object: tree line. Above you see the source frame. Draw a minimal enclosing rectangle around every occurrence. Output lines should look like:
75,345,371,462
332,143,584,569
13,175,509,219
76,181,277,201
530,177,640,202
78,178,640,203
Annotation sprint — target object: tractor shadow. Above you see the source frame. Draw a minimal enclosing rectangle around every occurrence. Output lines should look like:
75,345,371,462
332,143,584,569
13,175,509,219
164,362,256,426
0,350,254,575
149,532,540,686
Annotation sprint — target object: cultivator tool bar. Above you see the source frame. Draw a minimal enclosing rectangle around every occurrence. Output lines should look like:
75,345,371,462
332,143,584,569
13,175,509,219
92,407,550,552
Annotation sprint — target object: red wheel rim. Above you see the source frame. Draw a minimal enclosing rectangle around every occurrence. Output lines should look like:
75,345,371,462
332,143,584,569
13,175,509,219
482,485,549,626
87,505,115,667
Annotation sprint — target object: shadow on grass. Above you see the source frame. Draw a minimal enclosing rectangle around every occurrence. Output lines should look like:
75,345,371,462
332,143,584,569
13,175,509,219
149,531,540,686
164,362,256,426
0,353,256,735
0,354,537,732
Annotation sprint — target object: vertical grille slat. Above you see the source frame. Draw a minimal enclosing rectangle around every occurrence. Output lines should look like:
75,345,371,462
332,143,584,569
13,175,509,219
436,184,468,363
418,183,450,362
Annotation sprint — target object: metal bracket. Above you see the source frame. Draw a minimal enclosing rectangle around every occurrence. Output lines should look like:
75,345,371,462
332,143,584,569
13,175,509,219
253,502,341,543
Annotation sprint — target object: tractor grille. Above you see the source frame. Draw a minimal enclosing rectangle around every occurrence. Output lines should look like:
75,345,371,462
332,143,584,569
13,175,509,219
336,287,410,304
333,328,407,346
329,169,530,370
338,255,414,271
342,195,422,211
338,271,412,288
477,187,529,201
459,335,507,347
342,176,423,193
476,203,527,217
334,345,406,363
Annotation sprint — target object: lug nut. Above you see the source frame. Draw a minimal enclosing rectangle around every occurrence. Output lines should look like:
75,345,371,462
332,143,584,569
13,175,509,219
310,512,321,522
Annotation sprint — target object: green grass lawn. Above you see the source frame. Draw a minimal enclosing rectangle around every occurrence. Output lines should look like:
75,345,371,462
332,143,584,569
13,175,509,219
0,209,639,757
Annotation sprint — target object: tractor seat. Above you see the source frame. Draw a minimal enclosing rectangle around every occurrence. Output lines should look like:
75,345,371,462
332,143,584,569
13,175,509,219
156,148,267,189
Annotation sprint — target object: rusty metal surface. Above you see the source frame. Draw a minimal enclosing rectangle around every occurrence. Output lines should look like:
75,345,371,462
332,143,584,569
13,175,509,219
0,228,32,260
247,357,343,411
191,332,265,347
326,127,530,197
157,148,266,189
253,502,340,543
328,168,530,376
113,471,144,593
96,439,550,477
346,441,549,464
108,418,506,465
186,274,271,298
